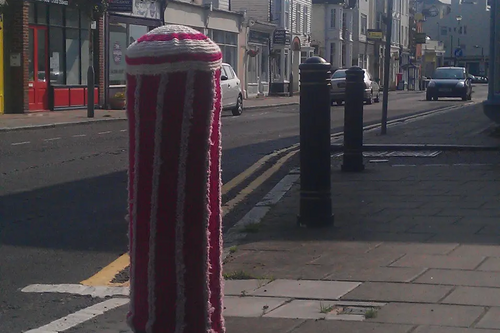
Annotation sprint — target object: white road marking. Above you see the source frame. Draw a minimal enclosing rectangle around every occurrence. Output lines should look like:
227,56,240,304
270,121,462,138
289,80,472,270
22,284,129,298
11,141,30,146
120,129,127,132
44,137,61,142
24,298,129,333
72,134,87,138
98,131,112,135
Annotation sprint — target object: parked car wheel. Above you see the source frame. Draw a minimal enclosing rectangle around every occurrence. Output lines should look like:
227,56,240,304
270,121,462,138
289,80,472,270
432,96,439,101
426,94,432,101
232,94,243,116
461,94,467,101
365,91,373,105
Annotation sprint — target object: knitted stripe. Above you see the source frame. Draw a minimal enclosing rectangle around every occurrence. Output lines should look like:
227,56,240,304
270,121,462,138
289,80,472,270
208,68,224,333
137,32,208,43
150,71,189,333
145,73,169,333
129,75,161,331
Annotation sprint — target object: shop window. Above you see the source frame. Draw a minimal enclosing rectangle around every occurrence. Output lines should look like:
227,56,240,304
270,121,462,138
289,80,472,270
129,25,148,45
210,30,238,70
261,48,269,82
29,4,35,24
50,5,63,26
81,30,90,85
66,7,79,28
66,29,80,85
109,23,128,86
37,4,48,25
50,27,64,84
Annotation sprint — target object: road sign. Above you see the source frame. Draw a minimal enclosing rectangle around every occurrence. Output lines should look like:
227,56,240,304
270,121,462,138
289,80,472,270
454,48,464,58
367,29,383,40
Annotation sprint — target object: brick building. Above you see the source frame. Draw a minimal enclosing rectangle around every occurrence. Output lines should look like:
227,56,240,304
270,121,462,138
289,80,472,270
2,0,104,113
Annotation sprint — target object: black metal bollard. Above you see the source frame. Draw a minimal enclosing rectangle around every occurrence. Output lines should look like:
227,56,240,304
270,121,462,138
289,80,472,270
297,57,334,228
342,66,365,172
87,66,95,118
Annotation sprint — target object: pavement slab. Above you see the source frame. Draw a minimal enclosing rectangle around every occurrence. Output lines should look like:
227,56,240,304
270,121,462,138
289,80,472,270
341,282,453,303
224,279,272,296
442,287,500,307
223,296,290,317
413,326,500,333
225,317,305,333
324,267,426,283
373,303,485,327
414,269,500,288
263,300,328,320
367,242,459,256
390,254,485,270
251,279,361,300
292,320,414,333
476,308,500,329
477,258,500,271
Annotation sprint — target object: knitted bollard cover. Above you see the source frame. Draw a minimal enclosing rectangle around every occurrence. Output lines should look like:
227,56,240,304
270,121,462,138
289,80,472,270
125,25,224,333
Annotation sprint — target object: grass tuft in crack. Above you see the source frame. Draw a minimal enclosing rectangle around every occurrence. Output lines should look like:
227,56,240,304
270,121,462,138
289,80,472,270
365,308,378,319
223,270,255,280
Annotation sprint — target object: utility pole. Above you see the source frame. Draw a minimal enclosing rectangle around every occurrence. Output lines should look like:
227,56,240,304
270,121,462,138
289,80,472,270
381,0,393,135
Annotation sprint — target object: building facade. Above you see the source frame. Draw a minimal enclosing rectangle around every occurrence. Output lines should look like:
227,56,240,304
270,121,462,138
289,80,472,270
105,0,163,108
270,0,314,95
3,0,104,113
231,0,276,98
422,0,490,76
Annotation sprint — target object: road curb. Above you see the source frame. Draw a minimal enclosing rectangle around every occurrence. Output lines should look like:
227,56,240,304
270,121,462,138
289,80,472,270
0,117,127,132
244,101,298,110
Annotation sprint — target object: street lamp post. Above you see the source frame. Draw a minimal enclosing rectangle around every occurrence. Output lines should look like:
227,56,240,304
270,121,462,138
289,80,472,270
483,0,500,123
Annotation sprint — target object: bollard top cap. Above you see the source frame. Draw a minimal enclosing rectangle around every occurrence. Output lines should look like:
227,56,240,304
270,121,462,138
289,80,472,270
126,25,222,75
303,56,328,64
346,66,364,73
299,56,331,71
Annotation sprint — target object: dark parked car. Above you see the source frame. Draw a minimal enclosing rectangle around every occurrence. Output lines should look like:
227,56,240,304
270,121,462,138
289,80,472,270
426,67,472,101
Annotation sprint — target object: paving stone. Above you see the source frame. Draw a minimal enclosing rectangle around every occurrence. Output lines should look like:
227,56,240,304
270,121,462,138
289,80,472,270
478,226,500,236
377,208,444,216
252,279,361,300
225,317,304,333
231,250,321,266
292,320,413,333
223,296,289,317
456,217,500,226
392,216,461,225
263,300,326,320
341,282,453,303
325,267,426,283
438,209,500,217
428,234,500,245
476,307,500,329
414,326,500,333
224,279,271,296
368,243,459,255
415,269,500,288
442,287,500,306
406,224,483,235
312,252,402,267
477,258,500,272
450,245,500,257
390,254,485,270
373,303,484,326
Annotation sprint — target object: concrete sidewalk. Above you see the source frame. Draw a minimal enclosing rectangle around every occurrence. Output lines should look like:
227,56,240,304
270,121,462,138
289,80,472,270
0,95,300,132
56,103,500,333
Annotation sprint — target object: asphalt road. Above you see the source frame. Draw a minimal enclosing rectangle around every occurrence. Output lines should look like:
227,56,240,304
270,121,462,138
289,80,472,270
0,85,489,332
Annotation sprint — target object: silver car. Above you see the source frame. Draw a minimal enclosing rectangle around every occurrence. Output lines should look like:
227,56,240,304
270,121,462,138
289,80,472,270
330,69,380,106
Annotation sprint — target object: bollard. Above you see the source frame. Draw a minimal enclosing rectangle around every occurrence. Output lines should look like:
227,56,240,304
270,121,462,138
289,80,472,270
87,66,95,118
297,56,334,228
342,67,365,172
125,25,224,333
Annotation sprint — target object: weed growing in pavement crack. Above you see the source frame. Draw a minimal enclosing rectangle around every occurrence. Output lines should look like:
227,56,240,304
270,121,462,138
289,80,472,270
365,308,378,319
319,303,335,314
241,223,262,233
229,246,238,254
223,270,255,280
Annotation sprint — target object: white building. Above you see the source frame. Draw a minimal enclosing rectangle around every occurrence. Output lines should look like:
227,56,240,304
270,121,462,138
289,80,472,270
353,0,376,71
311,0,354,70
231,0,277,98
421,0,490,76
270,0,314,95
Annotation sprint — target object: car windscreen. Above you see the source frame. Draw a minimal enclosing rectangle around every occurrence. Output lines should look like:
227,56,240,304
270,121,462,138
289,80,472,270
332,70,347,79
433,68,466,80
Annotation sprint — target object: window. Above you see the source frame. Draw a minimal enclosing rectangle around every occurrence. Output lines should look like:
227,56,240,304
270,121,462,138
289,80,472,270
361,14,367,35
285,0,290,30
29,3,91,86
440,26,448,35
109,23,127,86
329,43,336,65
295,4,301,33
211,30,238,70
330,8,336,29
303,6,308,34
223,65,235,80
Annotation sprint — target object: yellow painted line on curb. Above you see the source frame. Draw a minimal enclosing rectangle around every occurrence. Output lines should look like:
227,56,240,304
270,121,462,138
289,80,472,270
221,143,299,195
222,149,299,218
82,146,299,287
81,253,130,287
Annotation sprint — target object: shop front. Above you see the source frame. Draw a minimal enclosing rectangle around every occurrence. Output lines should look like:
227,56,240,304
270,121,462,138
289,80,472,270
2,1,100,112
245,22,274,98
105,0,162,108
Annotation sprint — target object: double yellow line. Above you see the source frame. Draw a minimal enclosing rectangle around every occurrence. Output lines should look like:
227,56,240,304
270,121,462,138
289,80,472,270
81,144,299,287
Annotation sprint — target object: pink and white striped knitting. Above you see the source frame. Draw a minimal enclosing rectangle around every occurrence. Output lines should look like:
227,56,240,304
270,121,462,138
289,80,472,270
125,25,224,333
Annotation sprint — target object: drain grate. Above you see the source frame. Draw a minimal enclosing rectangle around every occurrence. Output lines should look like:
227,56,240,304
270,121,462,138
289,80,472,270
333,151,442,158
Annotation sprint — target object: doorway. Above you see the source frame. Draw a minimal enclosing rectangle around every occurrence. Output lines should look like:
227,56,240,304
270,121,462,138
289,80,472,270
28,26,48,111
